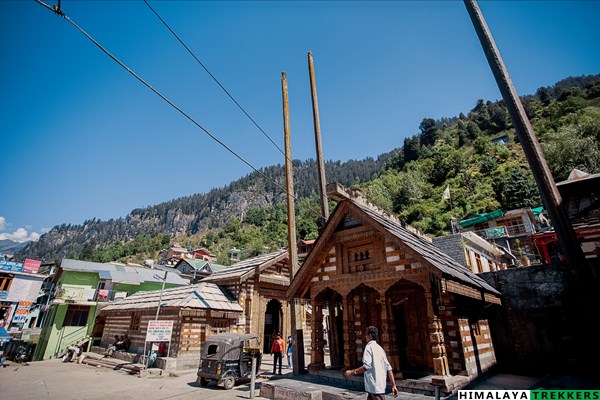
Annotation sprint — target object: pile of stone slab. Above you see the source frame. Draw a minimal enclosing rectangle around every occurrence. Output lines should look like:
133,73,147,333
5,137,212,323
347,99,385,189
80,352,148,376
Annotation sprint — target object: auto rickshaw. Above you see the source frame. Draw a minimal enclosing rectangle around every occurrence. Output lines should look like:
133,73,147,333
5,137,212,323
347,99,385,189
196,333,262,390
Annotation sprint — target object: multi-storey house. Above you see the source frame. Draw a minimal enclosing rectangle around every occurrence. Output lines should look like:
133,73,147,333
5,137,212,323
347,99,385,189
33,259,188,361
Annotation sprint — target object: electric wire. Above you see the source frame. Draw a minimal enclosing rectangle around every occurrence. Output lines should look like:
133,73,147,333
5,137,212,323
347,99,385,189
143,0,287,159
35,0,290,198
142,1,326,222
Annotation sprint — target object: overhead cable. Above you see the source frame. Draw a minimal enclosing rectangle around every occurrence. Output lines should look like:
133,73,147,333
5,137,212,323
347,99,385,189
35,0,290,197
144,0,287,158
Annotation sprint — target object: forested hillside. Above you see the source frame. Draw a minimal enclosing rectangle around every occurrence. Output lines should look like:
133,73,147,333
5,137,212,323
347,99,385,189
17,74,600,265
17,156,391,263
360,74,600,236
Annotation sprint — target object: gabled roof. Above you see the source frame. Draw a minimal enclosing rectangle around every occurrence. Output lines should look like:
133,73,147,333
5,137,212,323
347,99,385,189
288,183,500,300
201,249,290,284
101,282,242,312
175,258,208,271
60,259,189,286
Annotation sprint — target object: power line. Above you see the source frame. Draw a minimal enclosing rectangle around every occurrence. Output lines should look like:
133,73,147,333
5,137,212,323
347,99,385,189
143,0,287,158
143,1,312,208
35,0,290,197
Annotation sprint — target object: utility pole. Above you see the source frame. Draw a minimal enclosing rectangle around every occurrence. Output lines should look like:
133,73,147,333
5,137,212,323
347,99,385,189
464,0,588,276
281,72,303,376
308,51,329,224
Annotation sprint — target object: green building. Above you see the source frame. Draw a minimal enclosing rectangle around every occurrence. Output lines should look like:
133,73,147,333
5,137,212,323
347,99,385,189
33,259,188,361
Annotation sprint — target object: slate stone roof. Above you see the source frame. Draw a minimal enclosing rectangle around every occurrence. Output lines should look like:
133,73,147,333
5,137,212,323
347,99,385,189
289,183,500,300
355,200,500,294
201,249,289,283
101,282,242,312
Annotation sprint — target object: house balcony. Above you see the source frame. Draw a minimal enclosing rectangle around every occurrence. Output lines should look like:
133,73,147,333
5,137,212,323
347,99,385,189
473,223,534,240
53,286,128,304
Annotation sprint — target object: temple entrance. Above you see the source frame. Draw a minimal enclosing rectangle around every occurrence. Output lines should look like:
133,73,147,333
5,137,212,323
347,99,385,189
347,284,382,367
263,299,282,353
393,303,409,370
386,280,429,378
314,288,345,369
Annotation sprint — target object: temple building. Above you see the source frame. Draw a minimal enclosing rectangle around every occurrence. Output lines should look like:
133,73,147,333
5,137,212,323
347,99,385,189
288,183,502,395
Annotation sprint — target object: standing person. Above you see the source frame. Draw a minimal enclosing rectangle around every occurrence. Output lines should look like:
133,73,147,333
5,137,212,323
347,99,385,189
270,333,284,375
286,336,293,368
157,342,166,357
343,326,398,399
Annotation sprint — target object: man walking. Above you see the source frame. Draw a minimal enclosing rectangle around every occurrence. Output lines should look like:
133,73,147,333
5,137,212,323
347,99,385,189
343,326,398,399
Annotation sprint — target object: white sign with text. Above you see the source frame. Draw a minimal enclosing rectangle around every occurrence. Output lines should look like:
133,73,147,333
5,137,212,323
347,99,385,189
145,320,173,342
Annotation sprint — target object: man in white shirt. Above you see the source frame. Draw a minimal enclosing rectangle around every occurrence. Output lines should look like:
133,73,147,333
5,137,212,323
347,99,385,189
343,326,398,399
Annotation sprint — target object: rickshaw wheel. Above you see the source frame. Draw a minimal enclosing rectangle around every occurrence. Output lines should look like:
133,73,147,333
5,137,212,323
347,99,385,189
200,377,209,387
223,376,235,390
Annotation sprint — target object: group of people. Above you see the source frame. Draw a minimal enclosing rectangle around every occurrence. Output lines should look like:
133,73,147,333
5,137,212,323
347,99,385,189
104,334,131,357
270,332,293,375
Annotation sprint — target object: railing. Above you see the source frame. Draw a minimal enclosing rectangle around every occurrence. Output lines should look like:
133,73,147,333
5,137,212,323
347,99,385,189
54,286,128,302
473,223,534,239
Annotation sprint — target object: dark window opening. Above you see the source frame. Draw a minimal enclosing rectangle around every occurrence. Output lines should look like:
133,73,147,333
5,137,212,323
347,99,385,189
130,314,140,331
64,305,90,327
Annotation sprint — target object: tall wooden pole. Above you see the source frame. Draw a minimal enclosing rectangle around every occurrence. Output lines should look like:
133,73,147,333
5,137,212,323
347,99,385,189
308,51,330,224
464,0,588,276
282,72,303,375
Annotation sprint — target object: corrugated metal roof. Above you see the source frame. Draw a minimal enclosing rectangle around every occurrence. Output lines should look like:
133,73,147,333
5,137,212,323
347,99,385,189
101,282,243,312
459,210,504,228
176,259,207,270
60,259,189,286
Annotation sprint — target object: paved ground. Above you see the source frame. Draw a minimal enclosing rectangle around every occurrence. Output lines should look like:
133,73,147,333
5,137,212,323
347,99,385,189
1,355,598,400
0,358,264,400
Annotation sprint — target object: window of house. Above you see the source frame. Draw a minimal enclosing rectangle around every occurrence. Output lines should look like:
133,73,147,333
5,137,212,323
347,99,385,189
475,253,483,273
64,305,90,326
347,244,376,273
500,216,526,235
0,275,13,291
469,318,481,336
130,313,140,331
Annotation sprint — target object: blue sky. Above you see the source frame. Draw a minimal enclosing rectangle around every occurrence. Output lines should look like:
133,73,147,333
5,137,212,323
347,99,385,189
1,1,599,243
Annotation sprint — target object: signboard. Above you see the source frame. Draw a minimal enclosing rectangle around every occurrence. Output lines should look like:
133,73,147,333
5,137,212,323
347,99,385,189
12,301,31,324
12,315,27,323
145,320,173,342
0,260,23,272
484,227,506,239
22,258,41,274
0,291,7,300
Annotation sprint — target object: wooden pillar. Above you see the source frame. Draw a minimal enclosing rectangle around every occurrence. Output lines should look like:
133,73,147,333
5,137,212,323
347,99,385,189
425,283,449,376
342,294,354,368
308,296,325,372
430,315,450,376
308,51,329,226
377,290,391,354
464,0,588,275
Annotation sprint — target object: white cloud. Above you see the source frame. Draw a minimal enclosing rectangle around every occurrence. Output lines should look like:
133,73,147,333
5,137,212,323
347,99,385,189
0,216,41,242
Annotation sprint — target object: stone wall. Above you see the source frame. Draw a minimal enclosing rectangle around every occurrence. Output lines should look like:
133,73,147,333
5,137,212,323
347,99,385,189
480,264,595,374
457,318,496,377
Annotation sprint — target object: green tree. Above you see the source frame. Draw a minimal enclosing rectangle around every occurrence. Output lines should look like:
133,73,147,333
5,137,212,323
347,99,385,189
493,167,541,210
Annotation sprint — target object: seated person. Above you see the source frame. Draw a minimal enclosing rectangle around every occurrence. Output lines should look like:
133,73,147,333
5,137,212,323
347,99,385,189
118,334,131,352
105,335,121,357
